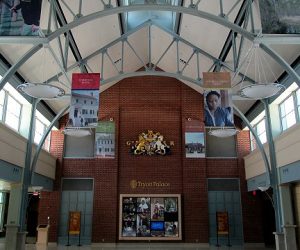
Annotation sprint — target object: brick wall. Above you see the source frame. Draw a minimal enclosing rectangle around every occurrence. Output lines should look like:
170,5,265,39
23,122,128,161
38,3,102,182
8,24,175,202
40,76,263,243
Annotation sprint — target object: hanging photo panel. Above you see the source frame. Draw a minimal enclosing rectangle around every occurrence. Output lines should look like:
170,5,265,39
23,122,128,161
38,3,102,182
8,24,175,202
0,0,42,36
119,194,181,240
69,73,100,128
259,1,300,34
95,121,115,158
185,120,205,158
204,89,234,127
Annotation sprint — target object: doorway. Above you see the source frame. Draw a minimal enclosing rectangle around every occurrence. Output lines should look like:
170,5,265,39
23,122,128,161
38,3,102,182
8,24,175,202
58,178,93,245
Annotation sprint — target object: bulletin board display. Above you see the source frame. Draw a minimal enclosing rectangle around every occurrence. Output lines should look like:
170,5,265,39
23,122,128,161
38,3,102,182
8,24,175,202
119,194,182,240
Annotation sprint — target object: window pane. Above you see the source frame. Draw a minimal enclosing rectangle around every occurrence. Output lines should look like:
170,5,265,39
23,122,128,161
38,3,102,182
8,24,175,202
34,118,45,145
0,90,4,120
286,111,296,129
280,95,296,132
285,96,294,114
5,95,21,131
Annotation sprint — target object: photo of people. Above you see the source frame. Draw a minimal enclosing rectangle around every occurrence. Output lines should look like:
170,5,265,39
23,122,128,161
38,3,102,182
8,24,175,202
165,221,178,237
122,213,136,237
204,89,234,127
137,197,150,213
164,198,177,213
136,213,151,237
151,198,164,221
0,0,42,36
120,195,181,239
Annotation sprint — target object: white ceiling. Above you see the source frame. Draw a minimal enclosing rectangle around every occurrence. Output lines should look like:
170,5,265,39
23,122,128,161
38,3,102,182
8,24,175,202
0,0,299,117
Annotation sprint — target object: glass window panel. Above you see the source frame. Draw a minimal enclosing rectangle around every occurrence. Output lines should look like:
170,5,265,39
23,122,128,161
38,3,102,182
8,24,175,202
286,111,296,128
0,90,4,120
280,95,296,131
285,96,294,114
259,133,267,144
5,95,21,131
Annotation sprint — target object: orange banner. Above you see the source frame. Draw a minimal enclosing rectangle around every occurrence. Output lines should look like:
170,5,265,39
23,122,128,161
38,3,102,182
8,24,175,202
216,211,229,235
203,72,231,89
68,211,81,235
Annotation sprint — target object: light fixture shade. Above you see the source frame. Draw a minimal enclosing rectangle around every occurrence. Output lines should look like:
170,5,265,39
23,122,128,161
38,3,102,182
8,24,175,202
62,127,92,137
17,83,65,99
238,83,285,99
208,128,237,138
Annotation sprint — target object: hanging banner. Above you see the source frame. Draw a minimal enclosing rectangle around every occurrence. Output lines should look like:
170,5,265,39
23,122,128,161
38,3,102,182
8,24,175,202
95,121,115,158
259,1,300,34
185,120,205,158
204,89,234,127
69,73,100,128
203,72,231,89
0,0,43,36
216,211,229,235
68,211,81,235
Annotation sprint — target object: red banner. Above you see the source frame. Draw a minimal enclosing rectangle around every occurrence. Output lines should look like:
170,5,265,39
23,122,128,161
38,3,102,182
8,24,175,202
72,73,100,90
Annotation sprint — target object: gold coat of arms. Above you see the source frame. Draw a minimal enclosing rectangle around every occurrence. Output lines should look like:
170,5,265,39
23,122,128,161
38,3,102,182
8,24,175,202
127,130,173,156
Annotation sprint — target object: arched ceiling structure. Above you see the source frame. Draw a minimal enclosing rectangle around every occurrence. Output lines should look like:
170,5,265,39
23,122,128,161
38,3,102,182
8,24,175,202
0,0,299,116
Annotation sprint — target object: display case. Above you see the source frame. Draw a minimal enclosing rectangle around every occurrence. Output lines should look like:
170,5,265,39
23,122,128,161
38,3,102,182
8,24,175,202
119,194,182,240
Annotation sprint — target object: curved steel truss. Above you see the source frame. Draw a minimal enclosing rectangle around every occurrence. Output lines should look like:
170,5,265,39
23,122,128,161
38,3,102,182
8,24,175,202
0,1,299,92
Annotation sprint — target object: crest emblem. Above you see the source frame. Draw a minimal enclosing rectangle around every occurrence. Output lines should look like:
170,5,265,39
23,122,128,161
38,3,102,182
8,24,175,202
127,130,173,156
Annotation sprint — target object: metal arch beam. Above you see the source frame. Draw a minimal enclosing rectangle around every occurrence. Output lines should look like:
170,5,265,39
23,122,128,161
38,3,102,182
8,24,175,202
44,20,256,87
46,5,256,41
0,44,43,91
232,103,271,186
1,5,299,92
101,70,201,86
30,105,70,184
259,43,300,87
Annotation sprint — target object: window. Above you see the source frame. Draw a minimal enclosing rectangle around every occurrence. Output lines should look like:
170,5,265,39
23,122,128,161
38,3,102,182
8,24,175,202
297,88,300,118
34,117,51,151
280,94,296,131
5,94,21,131
250,119,266,151
0,192,5,231
0,90,5,120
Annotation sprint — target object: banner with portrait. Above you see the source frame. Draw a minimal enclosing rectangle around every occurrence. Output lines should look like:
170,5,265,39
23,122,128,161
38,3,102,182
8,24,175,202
203,89,233,127
69,73,100,128
185,120,205,158
259,0,300,34
68,211,81,235
0,0,43,36
95,121,115,158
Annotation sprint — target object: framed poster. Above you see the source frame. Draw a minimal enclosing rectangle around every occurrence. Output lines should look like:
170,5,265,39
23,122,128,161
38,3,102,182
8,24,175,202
119,194,181,240
95,121,115,158
216,211,229,235
68,211,81,235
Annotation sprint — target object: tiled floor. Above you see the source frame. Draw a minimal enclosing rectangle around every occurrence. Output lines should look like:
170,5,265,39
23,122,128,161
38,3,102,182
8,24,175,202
0,242,275,250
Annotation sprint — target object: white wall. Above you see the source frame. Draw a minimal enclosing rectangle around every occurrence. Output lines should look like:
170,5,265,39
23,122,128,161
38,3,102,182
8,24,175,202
244,123,300,180
0,123,57,179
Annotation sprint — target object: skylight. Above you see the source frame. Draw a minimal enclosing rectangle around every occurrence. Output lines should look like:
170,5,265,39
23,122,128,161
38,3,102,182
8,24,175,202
120,0,182,33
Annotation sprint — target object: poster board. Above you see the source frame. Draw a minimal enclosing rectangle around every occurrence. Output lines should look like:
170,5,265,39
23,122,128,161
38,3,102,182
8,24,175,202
68,211,81,235
216,211,229,235
119,194,182,240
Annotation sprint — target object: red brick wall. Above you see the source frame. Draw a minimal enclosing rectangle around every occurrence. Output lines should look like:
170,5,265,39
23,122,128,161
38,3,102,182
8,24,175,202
40,76,263,243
